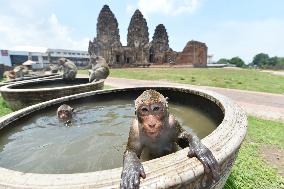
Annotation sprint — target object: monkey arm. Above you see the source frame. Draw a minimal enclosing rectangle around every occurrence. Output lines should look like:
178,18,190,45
174,118,220,181
120,121,146,189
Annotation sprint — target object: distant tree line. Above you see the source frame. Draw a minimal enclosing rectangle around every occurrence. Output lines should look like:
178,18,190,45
216,53,284,69
250,53,284,69
216,57,246,68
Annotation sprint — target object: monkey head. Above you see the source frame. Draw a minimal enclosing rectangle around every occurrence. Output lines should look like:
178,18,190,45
58,58,67,65
135,90,169,139
57,104,74,123
89,54,97,65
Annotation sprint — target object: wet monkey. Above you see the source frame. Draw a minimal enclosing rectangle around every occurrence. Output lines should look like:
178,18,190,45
120,89,220,189
57,104,74,125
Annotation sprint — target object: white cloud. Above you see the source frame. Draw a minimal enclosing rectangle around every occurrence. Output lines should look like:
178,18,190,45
201,19,284,63
129,0,201,16
0,1,88,51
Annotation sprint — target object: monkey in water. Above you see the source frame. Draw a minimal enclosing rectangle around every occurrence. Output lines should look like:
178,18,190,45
57,104,74,125
120,90,220,189
58,58,77,81
89,55,110,83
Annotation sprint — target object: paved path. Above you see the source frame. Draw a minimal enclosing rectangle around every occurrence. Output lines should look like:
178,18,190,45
104,77,284,122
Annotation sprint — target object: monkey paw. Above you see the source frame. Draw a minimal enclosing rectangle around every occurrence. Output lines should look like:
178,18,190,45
189,146,220,182
120,162,146,189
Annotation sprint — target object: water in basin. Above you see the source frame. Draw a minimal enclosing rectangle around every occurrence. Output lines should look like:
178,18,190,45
0,99,217,174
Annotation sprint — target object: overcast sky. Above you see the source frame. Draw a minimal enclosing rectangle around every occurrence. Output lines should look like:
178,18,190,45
0,0,283,63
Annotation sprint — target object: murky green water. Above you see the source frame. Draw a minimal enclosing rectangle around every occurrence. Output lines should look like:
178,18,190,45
0,100,217,174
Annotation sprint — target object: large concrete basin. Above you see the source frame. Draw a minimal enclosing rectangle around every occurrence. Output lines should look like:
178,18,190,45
0,86,247,188
0,74,61,87
0,77,104,110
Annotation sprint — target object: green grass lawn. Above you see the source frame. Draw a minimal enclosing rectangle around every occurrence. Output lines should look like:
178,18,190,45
224,117,284,189
79,68,284,94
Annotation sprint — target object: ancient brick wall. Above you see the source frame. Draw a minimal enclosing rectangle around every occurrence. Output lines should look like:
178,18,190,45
176,40,208,66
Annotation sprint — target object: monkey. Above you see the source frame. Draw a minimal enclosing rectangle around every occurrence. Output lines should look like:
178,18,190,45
57,104,74,125
13,65,29,78
3,70,16,80
120,90,220,189
58,58,77,81
88,55,110,83
49,63,60,73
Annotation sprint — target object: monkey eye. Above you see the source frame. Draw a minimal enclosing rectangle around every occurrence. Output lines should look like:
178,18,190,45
152,106,160,111
141,107,149,112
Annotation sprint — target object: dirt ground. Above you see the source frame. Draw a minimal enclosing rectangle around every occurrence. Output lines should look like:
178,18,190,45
260,145,284,178
261,70,284,76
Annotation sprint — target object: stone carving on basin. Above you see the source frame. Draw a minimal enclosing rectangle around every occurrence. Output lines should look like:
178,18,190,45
0,77,104,111
0,86,247,189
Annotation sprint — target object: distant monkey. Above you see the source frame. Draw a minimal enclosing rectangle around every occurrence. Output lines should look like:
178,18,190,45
58,58,77,81
120,90,220,189
57,104,74,125
3,70,16,80
13,65,29,78
89,55,110,82
49,64,60,73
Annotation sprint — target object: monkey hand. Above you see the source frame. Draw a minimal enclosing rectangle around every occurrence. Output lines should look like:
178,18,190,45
188,143,220,182
120,152,146,189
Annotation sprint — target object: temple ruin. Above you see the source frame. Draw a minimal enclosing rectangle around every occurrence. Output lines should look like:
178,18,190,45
88,5,207,67
176,41,208,66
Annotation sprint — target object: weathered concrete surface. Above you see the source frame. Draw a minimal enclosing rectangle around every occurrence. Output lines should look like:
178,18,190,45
0,78,104,111
104,77,284,122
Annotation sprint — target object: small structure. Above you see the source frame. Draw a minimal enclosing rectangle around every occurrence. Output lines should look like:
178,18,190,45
22,60,35,66
22,60,36,70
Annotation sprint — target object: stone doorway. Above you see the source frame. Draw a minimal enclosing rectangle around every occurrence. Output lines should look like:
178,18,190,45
116,55,120,63
149,54,154,63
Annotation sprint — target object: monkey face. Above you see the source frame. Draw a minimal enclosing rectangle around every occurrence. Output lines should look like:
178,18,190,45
58,110,72,121
138,102,166,139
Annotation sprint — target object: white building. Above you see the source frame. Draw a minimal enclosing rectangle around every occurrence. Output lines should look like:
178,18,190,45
0,48,89,69
47,49,89,66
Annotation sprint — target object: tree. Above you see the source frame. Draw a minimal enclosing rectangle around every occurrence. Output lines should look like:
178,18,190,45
268,56,278,66
229,57,246,67
252,53,269,67
217,58,230,64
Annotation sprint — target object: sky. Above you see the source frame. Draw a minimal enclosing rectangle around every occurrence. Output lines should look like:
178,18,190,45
0,0,284,63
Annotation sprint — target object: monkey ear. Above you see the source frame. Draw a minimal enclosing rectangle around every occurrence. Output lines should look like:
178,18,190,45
165,97,169,101
71,108,74,112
